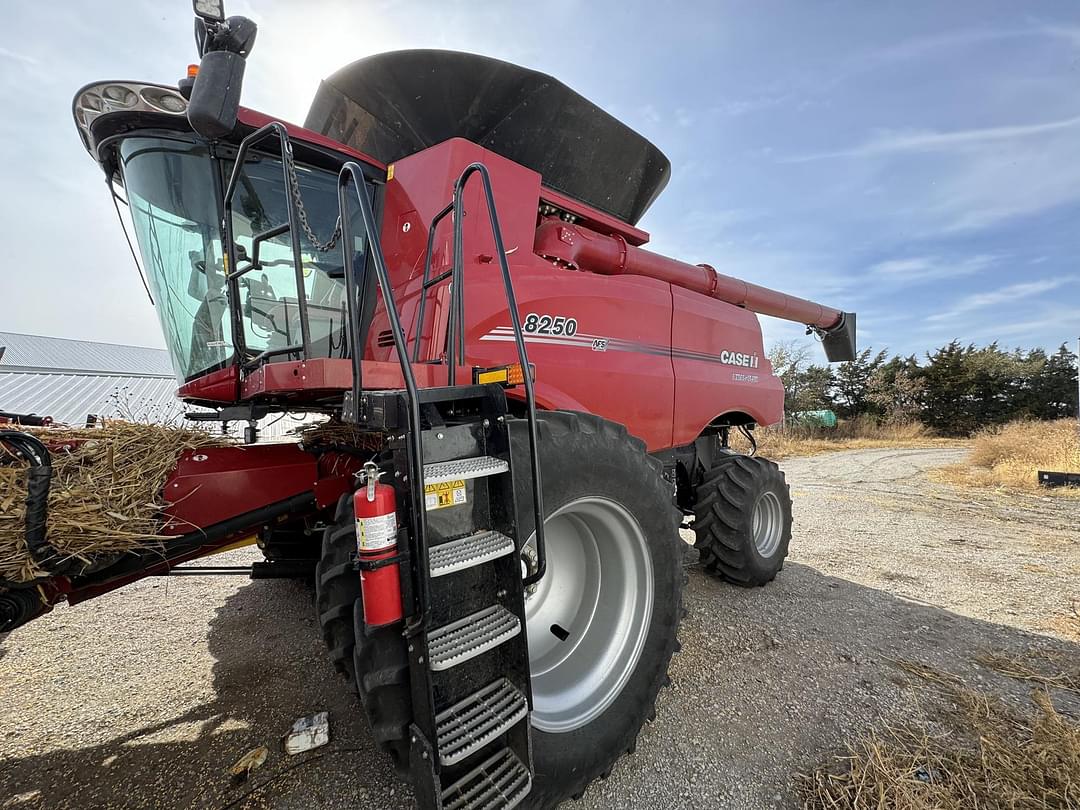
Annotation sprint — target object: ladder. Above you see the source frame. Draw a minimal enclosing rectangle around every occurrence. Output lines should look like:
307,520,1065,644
336,162,547,809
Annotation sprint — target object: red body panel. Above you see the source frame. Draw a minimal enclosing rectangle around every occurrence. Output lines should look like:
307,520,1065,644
670,288,784,445
177,364,238,402
237,108,387,170
161,444,319,534
366,139,774,450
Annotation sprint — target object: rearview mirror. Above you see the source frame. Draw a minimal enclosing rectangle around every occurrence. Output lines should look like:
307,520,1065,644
186,12,257,140
187,50,246,140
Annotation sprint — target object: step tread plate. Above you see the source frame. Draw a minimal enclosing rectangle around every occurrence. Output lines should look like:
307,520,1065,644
436,678,528,766
427,605,521,671
441,747,532,810
430,530,516,578
424,456,509,485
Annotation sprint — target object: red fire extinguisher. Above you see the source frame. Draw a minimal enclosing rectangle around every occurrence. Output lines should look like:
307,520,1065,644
354,461,403,627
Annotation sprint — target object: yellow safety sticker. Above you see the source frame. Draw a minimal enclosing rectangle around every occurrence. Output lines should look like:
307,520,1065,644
424,479,467,511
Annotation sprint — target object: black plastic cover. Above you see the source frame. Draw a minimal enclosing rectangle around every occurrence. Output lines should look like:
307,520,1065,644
305,50,671,225
822,312,857,363
187,50,246,140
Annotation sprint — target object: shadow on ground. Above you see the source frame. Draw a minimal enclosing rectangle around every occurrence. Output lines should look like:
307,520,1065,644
0,579,409,810
1,560,1077,810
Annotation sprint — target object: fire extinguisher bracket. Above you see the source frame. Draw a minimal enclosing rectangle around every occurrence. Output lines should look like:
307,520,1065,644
351,526,411,572
352,548,410,572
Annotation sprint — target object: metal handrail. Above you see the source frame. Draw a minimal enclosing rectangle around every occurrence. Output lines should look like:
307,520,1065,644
411,201,454,364
337,162,433,629
221,122,312,367
447,163,548,587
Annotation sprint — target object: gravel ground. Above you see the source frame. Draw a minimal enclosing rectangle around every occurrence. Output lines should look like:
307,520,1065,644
2,447,1078,809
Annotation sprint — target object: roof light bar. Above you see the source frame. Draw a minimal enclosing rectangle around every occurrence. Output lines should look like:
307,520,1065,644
72,82,189,151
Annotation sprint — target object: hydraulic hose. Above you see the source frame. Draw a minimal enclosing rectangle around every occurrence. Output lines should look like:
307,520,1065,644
0,431,77,579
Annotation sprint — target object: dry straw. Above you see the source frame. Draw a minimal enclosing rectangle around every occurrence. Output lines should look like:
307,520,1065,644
802,656,1080,809
0,421,228,584
931,418,1080,496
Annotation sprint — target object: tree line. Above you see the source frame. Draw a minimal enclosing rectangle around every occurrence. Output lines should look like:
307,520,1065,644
770,340,1079,436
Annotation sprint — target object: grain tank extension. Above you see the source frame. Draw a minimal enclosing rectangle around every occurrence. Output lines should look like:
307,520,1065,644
307,49,856,364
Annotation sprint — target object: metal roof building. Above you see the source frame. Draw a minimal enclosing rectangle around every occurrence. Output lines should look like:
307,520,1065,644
0,331,321,439
0,331,181,426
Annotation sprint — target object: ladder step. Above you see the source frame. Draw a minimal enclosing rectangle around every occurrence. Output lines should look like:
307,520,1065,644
441,747,532,810
425,456,509,485
430,531,516,578
436,678,528,766
428,605,521,671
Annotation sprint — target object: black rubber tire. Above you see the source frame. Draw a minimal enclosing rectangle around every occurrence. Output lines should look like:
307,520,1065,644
692,455,792,586
315,412,685,804
509,412,685,808
315,495,411,772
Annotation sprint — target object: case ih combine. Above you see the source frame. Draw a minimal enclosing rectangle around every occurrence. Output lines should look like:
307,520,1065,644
1,3,855,807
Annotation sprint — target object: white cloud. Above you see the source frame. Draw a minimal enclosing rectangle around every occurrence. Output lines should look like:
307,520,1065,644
710,94,789,118
925,277,1076,322
785,115,1080,162
0,47,37,66
868,254,996,283
781,114,1080,235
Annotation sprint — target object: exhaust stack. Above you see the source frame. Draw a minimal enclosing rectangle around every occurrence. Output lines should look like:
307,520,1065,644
534,218,857,362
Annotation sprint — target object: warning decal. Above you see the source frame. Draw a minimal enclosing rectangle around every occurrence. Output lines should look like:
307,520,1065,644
356,513,397,552
424,479,467,511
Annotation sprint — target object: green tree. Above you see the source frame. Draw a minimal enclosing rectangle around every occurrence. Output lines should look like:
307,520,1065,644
1029,344,1079,419
920,342,1031,434
831,348,888,418
867,355,925,423
768,341,833,413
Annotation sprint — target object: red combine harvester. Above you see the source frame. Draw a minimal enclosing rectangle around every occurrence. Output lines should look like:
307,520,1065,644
2,3,855,807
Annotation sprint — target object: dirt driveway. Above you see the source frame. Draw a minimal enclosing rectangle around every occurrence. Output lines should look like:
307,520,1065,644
2,448,1077,809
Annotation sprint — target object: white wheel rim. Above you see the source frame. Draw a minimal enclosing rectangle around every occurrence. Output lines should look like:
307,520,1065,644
523,497,654,733
752,490,783,557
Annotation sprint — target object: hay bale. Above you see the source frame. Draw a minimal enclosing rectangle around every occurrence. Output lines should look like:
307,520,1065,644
1,422,229,584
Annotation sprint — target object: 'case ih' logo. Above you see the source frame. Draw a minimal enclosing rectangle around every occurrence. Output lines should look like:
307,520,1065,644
719,351,760,369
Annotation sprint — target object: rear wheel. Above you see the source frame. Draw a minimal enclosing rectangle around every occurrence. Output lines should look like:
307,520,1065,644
692,455,792,586
510,412,684,806
315,412,685,804
315,495,411,772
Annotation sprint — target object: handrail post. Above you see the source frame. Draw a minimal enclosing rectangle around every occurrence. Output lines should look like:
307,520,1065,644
220,122,312,367
453,163,548,587
338,163,431,629
412,201,454,364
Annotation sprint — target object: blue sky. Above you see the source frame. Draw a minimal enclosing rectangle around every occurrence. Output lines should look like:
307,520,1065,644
3,1,1078,361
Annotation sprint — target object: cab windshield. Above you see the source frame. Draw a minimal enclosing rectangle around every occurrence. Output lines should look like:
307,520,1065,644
120,136,360,382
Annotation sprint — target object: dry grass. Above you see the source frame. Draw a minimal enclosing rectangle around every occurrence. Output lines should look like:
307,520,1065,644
734,418,959,460
976,651,1080,695
930,419,1080,497
802,656,1080,810
1,422,228,584
292,417,384,453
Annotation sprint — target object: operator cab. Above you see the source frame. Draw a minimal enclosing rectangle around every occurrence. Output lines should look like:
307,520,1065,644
73,84,383,397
